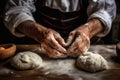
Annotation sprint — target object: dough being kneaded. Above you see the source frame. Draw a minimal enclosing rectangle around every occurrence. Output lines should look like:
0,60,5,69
10,51,43,70
76,52,109,72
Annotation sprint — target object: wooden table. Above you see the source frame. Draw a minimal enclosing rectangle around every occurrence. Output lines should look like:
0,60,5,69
0,44,120,80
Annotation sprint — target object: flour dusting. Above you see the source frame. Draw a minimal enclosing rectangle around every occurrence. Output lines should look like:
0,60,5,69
41,59,99,80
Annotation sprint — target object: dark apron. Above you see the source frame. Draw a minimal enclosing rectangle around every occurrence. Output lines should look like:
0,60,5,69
33,0,88,37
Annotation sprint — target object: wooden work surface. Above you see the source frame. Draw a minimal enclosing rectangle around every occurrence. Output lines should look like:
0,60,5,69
0,44,120,80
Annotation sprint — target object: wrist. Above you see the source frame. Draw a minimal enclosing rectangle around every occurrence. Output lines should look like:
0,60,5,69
85,19,103,38
76,19,103,39
76,24,91,39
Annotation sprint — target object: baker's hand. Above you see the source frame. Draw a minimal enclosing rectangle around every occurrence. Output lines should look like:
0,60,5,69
66,19,104,57
17,20,67,58
40,28,67,58
66,25,90,57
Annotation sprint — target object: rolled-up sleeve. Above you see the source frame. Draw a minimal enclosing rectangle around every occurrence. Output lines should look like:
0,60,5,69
87,0,116,37
4,0,36,37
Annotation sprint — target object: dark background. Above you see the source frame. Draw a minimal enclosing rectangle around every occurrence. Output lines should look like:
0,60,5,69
0,0,120,44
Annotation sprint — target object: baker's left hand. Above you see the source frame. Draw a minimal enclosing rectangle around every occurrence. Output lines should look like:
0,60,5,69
66,24,90,57
66,19,104,57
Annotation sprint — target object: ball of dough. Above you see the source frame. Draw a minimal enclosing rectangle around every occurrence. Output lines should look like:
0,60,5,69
10,51,43,70
76,52,109,72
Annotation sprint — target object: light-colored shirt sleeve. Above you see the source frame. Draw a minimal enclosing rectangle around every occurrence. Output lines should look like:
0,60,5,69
4,0,36,37
87,0,116,37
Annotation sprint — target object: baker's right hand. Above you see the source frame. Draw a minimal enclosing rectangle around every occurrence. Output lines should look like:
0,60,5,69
40,28,68,58
17,20,67,58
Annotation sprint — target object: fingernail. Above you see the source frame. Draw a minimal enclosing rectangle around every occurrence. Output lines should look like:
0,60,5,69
63,48,67,53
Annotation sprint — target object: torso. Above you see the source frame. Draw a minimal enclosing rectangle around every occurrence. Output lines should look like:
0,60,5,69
33,0,88,36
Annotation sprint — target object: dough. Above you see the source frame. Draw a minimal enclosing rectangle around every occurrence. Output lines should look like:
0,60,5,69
10,51,43,70
76,52,109,72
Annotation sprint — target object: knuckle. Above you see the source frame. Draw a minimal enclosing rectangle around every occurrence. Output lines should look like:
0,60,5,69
70,31,75,35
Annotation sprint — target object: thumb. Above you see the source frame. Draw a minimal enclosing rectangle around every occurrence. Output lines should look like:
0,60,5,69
66,31,76,47
54,33,66,47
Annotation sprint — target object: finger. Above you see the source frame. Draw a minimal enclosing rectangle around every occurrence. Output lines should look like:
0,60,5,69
51,51,67,58
71,33,89,54
81,31,90,49
67,35,82,55
49,35,67,54
79,32,90,53
68,37,80,53
54,33,66,47
73,34,88,54
66,31,76,46
45,32,67,53
41,43,67,58
43,31,67,54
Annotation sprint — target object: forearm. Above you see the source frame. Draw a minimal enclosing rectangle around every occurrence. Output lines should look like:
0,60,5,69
16,20,47,42
77,19,103,39
87,19,104,38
